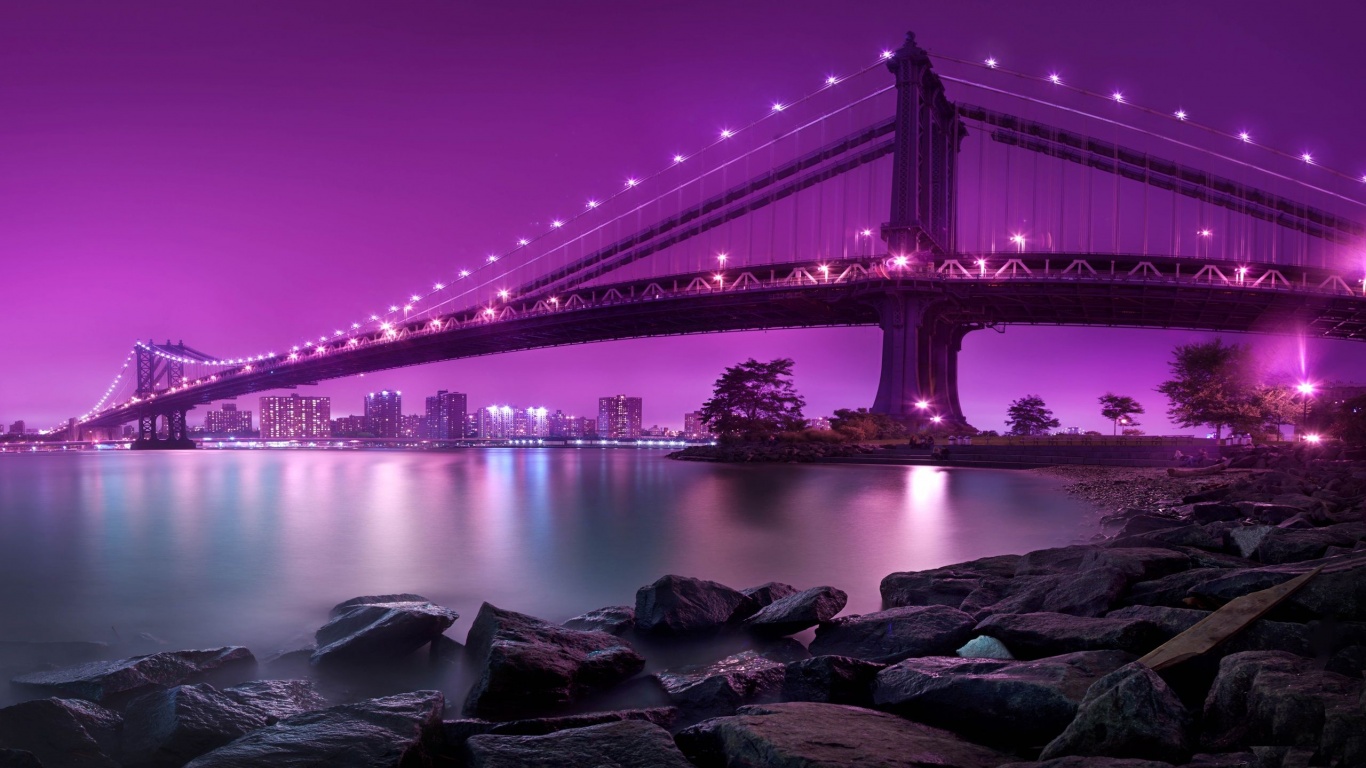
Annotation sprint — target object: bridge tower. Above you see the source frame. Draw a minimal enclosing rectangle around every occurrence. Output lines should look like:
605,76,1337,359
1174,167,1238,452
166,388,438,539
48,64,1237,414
131,340,197,450
872,32,974,430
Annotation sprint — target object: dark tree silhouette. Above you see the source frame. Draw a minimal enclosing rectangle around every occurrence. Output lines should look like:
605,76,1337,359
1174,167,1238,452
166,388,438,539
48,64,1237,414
1006,395,1060,436
1098,393,1145,435
699,358,806,441
1156,338,1261,439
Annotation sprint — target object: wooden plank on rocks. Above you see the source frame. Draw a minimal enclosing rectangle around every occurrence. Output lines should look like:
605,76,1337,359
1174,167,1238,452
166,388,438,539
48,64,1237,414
1138,565,1324,671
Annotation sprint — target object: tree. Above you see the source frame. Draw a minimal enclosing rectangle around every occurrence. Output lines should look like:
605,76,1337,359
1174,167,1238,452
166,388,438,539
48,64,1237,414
1331,393,1366,449
1005,395,1060,436
830,408,907,441
1155,338,1261,440
1252,383,1298,440
1098,393,1146,436
699,358,806,441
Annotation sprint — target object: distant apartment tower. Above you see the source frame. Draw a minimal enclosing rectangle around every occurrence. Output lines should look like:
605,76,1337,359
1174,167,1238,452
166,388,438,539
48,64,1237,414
259,395,331,439
514,407,549,438
204,403,253,435
8,420,24,435
550,411,596,438
425,390,468,440
684,411,712,439
477,405,515,439
400,414,425,439
598,395,642,439
364,390,402,438
331,415,368,437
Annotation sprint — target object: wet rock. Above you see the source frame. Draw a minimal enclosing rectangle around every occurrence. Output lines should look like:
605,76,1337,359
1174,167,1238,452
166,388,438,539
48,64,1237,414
634,574,757,636
0,751,43,768
741,582,799,609
327,594,429,617
962,567,1129,619
1235,502,1305,525
463,602,645,719
808,605,975,663
1106,605,1208,638
427,634,464,664
221,680,329,722
0,698,122,768
1015,546,1191,583
1039,662,1193,763
464,719,692,768
974,612,1165,659
955,635,1014,659
655,651,785,725
562,605,634,636
1325,644,1366,677
442,707,677,746
1119,515,1187,537
1255,528,1357,564
182,690,444,767
121,683,272,768
1202,651,1363,759
879,555,1021,609
743,586,847,637
1228,526,1274,558
1189,503,1242,524
1132,522,1236,553
10,647,255,705
675,701,1010,768
1124,568,1233,608
1190,551,1366,621
872,650,1134,747
781,655,884,706
755,637,810,663
310,599,458,667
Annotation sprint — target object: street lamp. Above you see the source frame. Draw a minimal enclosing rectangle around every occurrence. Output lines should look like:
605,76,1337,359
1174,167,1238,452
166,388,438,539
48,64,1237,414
1297,382,1315,438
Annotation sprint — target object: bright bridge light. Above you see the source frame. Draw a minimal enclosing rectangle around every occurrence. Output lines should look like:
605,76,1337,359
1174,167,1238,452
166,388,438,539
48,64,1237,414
517,238,529,246
498,289,509,299
488,255,498,262
459,270,470,277
551,220,563,228
1175,110,1188,120
720,129,733,139
673,154,685,163
771,102,784,112
410,294,420,302
433,283,444,290
892,255,909,267
1112,91,1124,103
883,50,895,60
625,178,639,188
1302,152,1313,163
1239,131,1251,142
984,57,996,67
825,76,838,85
587,200,598,208
1048,73,1061,84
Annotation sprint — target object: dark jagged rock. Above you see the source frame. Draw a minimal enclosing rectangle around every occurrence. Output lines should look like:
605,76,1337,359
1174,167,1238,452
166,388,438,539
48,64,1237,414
1254,528,1357,564
327,594,429,617
1001,759,1174,768
121,684,272,768
427,634,464,664
1326,644,1366,678
1127,522,1237,553
182,690,444,768
464,720,692,768
1202,651,1364,763
1106,605,1208,638
1190,551,1366,621
879,555,1021,609
1183,754,1255,768
742,586,847,637
443,707,677,746
1039,662,1193,763
634,575,757,636
675,702,1010,768
781,655,884,706
0,751,43,768
1124,568,1234,608
755,637,810,663
808,605,975,663
562,605,635,636
654,651,785,725
1119,515,1187,537
740,582,799,609
310,599,458,667
961,567,1129,619
974,612,1165,659
872,650,1134,747
0,698,122,768
1015,545,1192,583
1189,503,1242,524
10,647,255,705
463,602,645,719
222,680,329,722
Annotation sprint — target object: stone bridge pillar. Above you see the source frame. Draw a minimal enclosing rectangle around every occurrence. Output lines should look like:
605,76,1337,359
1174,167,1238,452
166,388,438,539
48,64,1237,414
871,293,973,430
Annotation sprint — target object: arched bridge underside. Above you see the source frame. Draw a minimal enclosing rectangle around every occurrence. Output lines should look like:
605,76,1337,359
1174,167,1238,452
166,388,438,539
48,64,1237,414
80,252,1366,444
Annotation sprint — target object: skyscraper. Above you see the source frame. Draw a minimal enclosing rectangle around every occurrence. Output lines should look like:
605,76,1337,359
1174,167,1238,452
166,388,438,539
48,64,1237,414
424,390,468,440
598,395,643,439
259,395,331,439
205,403,254,435
513,406,549,437
684,411,712,439
477,405,515,439
365,390,402,438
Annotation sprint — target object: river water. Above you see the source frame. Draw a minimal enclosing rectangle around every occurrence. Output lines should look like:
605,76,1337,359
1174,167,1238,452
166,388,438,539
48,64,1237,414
0,448,1096,705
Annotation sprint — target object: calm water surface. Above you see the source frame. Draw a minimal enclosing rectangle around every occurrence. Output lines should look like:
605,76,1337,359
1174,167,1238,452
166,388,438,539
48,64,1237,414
0,449,1096,702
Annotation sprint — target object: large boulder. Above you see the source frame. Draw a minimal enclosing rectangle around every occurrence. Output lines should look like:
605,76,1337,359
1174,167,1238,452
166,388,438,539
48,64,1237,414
872,650,1135,747
1124,568,1239,608
0,698,122,768
879,555,1021,609
327,594,429,616
1189,551,1366,621
808,605,975,663
464,720,692,768
974,612,1165,659
10,647,255,705
310,599,458,667
741,582,800,609
463,603,645,719
561,605,634,636
634,575,757,636
121,684,272,768
743,586,847,637
182,691,445,768
1202,651,1363,764
654,651,786,725
675,702,1011,768
781,655,885,706
220,680,329,722
1015,546,1192,583
961,567,1130,619
1254,528,1358,565
443,707,677,746
1039,662,1194,763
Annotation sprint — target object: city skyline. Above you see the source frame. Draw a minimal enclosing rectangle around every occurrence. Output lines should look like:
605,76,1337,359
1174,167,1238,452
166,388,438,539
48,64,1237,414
3,2,1365,436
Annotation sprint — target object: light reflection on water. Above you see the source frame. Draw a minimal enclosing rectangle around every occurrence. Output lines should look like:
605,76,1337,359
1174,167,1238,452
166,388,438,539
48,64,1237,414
0,449,1093,698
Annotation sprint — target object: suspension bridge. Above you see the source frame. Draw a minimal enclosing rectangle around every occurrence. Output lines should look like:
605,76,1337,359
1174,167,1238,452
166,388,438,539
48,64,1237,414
54,31,1366,448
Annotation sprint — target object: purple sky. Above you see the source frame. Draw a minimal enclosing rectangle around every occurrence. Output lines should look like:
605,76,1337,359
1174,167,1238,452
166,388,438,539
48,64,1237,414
4,1,1365,433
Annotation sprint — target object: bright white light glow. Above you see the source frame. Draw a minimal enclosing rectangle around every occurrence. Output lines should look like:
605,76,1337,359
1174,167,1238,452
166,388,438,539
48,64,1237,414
931,416,943,423
1112,91,1124,102
1302,152,1313,163
860,228,873,237
403,305,412,312
771,102,784,112
459,270,470,277
1305,434,1321,443
825,76,838,85
892,255,909,267
1048,73,1061,84
1198,229,1213,237
984,57,997,68
1175,110,1187,120
1297,382,1315,395
882,50,895,60
915,400,929,409
498,289,509,299
587,200,598,208
551,220,563,227
673,154,685,163
626,178,639,187
410,294,420,302
517,238,529,246
720,129,733,139
433,283,444,291
1239,132,1251,142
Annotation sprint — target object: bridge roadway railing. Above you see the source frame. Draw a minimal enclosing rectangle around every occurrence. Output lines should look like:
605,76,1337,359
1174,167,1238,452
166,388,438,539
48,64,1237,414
78,251,1364,430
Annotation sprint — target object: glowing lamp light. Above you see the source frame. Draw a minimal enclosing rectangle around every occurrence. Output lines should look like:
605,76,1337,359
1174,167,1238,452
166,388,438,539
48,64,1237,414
498,289,510,299
915,400,930,409
243,365,252,371
883,50,895,60
984,57,997,67
488,255,498,262
771,102,785,112
433,284,444,291
1297,382,1315,395
1175,110,1188,120
403,304,413,312
720,129,733,139
1112,91,1125,103
380,322,391,330
459,270,470,277
551,220,563,228
349,337,360,344
625,177,639,188
288,353,299,360
389,305,399,312
517,238,529,246
860,228,873,237
892,255,909,267
931,416,943,424
1048,73,1061,84
1301,152,1313,163
825,76,838,85
333,330,343,336
1305,434,1322,443
587,200,599,208
483,308,496,317
1010,234,1026,246
550,297,559,304
976,259,987,267
717,253,728,264
673,154,685,164
1239,131,1251,142
818,264,829,273
1198,229,1213,237
429,320,441,328
410,294,421,302
713,273,724,283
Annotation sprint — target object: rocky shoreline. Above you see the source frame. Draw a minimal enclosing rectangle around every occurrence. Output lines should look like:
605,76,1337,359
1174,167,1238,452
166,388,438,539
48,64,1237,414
668,442,878,463
2,446,1363,767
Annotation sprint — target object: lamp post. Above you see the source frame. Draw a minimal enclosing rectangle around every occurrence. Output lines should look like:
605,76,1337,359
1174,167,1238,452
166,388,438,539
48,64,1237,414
1296,382,1315,439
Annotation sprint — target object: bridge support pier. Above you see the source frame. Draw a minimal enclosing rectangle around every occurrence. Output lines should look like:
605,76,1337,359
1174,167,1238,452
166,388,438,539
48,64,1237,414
871,294,973,431
131,408,197,450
